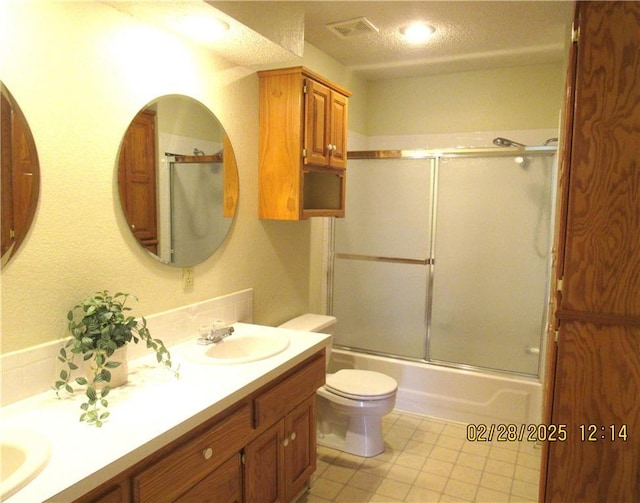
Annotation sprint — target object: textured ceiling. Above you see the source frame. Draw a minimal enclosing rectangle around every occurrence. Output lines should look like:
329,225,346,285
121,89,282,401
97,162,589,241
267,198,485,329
107,1,575,81
214,1,575,80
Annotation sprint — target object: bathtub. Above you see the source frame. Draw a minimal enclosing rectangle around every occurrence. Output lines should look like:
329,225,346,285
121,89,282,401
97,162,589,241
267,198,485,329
328,348,543,426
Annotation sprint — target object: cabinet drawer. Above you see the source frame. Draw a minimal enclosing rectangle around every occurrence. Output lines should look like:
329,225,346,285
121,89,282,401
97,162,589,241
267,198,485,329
133,402,252,502
254,353,325,429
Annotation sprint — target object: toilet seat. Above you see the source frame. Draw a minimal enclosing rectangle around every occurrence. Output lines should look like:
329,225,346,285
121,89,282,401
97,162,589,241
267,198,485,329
325,369,397,401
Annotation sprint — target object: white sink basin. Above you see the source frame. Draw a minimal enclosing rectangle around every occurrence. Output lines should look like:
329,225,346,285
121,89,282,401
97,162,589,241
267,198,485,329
0,428,50,500
187,332,290,365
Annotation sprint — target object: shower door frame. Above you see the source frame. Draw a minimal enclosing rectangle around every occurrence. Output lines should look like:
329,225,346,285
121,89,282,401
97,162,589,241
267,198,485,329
328,145,558,378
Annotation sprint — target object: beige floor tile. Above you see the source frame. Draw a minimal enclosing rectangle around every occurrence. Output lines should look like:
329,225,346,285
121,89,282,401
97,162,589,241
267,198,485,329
422,457,454,477
514,464,540,484
461,440,491,457
475,486,510,502
484,458,515,478
443,478,478,501
418,418,447,434
429,445,460,463
414,471,448,492
456,451,487,470
375,478,412,501
405,485,442,502
322,464,357,484
403,440,434,457
436,434,465,450
480,471,513,494
309,477,344,500
510,479,539,500
516,450,542,470
442,423,468,439
489,445,519,463
349,471,384,493
394,451,427,470
450,464,483,485
386,464,420,485
335,485,374,502
389,423,419,440
411,429,441,444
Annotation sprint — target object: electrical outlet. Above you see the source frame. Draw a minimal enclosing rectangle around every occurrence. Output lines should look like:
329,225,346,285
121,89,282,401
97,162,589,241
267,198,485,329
183,267,194,289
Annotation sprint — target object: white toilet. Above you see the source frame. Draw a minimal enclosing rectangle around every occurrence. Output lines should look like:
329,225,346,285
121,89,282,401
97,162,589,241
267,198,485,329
279,314,397,457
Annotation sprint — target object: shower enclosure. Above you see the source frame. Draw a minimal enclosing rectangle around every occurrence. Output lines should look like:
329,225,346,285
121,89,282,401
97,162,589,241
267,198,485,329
330,145,557,377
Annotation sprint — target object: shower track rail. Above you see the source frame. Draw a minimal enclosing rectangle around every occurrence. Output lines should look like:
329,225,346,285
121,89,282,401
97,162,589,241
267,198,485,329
347,145,557,160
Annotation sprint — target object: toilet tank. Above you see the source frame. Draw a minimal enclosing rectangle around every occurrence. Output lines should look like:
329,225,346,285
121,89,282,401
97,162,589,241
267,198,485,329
278,314,337,334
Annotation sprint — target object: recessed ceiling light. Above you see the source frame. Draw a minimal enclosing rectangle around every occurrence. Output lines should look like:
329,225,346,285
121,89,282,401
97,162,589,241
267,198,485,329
400,22,436,44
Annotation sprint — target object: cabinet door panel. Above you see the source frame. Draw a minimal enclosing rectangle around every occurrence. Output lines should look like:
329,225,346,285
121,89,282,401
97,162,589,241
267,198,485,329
561,1,640,317
304,79,331,167
285,395,316,502
245,420,285,503
546,321,640,502
329,92,348,169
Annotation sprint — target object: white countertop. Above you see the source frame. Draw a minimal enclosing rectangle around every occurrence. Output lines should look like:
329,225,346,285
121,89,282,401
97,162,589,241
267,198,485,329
1,323,331,503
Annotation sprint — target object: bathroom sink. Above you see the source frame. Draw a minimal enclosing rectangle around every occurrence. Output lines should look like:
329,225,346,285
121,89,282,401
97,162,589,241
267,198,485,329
188,332,290,365
0,428,51,500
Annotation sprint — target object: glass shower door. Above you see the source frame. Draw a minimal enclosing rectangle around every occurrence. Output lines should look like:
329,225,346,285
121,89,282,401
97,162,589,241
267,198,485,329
332,158,433,359
429,155,553,375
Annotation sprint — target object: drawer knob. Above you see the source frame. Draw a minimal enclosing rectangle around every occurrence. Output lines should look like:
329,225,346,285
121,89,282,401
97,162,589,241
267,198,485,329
203,447,213,460
290,432,297,441
283,438,289,447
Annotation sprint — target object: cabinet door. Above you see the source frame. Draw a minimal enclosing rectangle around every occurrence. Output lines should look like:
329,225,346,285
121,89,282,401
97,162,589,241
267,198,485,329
285,395,316,502
328,91,348,170
175,453,242,503
546,321,640,502
245,420,286,503
303,79,331,168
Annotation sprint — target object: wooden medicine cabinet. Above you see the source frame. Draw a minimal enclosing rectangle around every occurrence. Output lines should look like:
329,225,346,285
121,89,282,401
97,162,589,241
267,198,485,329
258,67,350,220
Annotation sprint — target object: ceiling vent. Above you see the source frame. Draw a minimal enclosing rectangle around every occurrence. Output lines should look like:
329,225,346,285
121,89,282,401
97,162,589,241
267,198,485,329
326,17,379,39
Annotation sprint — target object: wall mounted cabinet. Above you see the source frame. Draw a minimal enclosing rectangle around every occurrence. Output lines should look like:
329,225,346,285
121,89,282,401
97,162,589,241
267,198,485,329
258,67,351,220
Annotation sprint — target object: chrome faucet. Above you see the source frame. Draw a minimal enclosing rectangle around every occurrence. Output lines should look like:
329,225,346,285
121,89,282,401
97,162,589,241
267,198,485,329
198,324,235,345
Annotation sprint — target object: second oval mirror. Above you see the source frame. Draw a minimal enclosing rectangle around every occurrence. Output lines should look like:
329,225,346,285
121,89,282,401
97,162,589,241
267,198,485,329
118,95,238,267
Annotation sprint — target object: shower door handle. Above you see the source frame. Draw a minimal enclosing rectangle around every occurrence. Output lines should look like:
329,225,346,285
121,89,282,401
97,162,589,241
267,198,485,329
335,253,432,266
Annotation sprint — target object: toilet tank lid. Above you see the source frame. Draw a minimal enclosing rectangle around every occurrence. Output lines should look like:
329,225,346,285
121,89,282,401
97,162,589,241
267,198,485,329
279,313,336,332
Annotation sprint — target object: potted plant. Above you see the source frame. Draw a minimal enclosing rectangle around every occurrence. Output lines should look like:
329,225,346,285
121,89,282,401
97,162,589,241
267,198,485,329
53,290,178,427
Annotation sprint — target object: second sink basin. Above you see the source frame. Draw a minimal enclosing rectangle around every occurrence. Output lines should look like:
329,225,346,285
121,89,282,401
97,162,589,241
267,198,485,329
0,428,51,500
187,331,290,365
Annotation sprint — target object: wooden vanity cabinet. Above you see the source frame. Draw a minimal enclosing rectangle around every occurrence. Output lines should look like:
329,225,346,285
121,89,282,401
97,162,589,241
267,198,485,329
73,351,325,503
258,67,350,220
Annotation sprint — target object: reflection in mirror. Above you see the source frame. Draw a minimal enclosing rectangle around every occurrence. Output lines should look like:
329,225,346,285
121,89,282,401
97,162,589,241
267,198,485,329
118,95,238,267
1,82,40,267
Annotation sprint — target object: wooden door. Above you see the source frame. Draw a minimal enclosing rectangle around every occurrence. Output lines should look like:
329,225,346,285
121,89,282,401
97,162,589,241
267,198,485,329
304,78,331,168
118,109,158,254
245,420,286,503
285,395,316,501
543,2,640,501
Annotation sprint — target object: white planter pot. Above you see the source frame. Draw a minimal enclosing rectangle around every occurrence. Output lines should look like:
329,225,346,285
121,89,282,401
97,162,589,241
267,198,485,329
81,345,129,390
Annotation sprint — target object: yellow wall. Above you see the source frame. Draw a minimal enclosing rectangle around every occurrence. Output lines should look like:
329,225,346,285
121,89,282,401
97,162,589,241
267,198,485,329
0,2,566,355
366,62,565,135
0,1,319,353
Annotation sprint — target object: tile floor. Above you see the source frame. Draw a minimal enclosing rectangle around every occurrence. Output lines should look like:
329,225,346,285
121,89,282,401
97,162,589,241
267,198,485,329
300,411,542,502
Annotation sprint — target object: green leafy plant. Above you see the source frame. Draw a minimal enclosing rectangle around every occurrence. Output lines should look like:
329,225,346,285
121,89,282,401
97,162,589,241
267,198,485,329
53,290,178,427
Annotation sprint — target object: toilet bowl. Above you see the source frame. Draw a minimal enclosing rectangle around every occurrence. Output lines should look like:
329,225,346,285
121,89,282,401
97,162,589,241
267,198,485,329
279,314,398,457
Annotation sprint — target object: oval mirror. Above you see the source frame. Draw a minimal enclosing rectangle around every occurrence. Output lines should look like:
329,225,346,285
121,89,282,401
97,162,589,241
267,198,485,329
1,82,41,267
117,95,238,267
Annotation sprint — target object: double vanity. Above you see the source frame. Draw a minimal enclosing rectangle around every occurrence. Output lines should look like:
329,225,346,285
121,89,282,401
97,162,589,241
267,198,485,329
1,323,331,502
